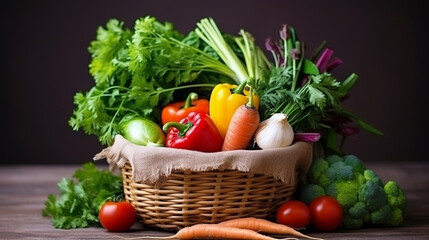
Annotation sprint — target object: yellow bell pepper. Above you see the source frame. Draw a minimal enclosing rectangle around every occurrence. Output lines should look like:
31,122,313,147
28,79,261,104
209,83,259,138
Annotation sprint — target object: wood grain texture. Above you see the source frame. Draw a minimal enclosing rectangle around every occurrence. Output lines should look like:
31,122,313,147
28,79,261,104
0,162,428,239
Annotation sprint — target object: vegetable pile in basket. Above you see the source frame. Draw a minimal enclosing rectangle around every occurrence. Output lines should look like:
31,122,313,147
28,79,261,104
58,15,408,234
69,16,382,154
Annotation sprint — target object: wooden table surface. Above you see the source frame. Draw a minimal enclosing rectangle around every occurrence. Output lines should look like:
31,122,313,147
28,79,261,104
1,161,428,240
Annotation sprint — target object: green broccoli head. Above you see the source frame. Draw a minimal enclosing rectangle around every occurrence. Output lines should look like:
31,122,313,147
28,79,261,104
342,215,364,229
363,170,383,186
299,154,407,229
307,158,330,186
354,172,367,187
344,155,366,173
326,154,343,165
299,183,325,205
384,181,407,210
348,202,368,219
326,181,359,209
358,180,387,211
370,204,393,225
385,208,404,226
326,161,355,183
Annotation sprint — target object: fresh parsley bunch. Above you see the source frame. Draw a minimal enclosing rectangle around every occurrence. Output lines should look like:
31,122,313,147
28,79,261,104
69,17,238,146
42,163,123,229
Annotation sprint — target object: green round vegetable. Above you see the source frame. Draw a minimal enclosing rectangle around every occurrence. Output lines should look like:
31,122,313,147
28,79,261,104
298,154,407,229
120,116,165,146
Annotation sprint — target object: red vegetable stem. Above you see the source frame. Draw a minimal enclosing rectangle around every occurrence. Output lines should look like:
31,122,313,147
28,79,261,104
326,57,343,72
315,48,334,72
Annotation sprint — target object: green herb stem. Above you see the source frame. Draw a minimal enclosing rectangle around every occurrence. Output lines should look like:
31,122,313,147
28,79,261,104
291,42,304,92
145,36,238,81
283,38,288,66
149,83,216,96
106,98,125,141
271,51,279,68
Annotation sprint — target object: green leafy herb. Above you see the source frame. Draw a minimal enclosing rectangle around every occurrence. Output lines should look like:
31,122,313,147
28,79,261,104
42,162,123,229
69,16,242,146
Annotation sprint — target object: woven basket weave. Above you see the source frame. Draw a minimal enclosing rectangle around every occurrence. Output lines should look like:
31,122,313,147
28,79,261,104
121,162,300,231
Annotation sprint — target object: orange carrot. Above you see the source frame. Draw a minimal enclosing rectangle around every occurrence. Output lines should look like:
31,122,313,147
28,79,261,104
168,224,278,240
222,87,260,151
119,221,307,240
218,217,323,240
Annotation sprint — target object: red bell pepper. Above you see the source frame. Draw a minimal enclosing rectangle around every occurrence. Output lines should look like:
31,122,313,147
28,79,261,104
162,111,223,152
161,92,209,125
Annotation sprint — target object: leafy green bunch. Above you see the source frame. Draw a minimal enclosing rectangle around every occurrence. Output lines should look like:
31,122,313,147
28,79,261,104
69,17,245,145
255,25,383,155
42,163,123,229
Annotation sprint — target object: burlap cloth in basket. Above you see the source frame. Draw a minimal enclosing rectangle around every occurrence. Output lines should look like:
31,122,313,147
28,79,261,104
93,135,313,186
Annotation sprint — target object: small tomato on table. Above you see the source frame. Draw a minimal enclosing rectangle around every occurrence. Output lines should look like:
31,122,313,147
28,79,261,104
276,200,311,229
309,196,343,232
161,92,209,125
163,111,223,152
98,200,136,232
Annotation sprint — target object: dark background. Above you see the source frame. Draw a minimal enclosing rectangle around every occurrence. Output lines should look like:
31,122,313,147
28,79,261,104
1,0,427,165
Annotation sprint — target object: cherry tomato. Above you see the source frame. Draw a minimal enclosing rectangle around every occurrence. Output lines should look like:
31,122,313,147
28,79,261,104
309,196,343,232
276,200,311,229
98,200,136,232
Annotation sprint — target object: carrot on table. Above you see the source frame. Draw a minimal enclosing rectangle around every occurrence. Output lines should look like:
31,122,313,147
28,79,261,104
218,217,323,240
120,221,311,240
167,224,279,240
222,87,260,151
120,224,282,240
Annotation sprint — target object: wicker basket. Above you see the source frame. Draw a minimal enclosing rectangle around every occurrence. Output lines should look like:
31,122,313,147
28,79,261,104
121,162,300,231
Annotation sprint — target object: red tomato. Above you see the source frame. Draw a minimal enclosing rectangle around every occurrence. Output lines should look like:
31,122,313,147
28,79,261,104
276,200,311,229
98,200,136,232
309,196,343,232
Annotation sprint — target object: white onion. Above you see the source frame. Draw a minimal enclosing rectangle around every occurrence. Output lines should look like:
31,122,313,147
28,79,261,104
254,113,294,149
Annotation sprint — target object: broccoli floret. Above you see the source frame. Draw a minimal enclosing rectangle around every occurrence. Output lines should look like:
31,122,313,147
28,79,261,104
354,172,366,187
342,215,363,229
324,182,336,196
363,170,383,186
385,208,404,226
383,181,407,226
326,161,354,182
325,167,338,183
307,158,330,186
344,155,366,173
326,154,343,165
362,210,370,224
370,204,392,225
358,181,387,211
326,181,359,209
348,202,368,219
299,183,325,205
384,181,407,210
